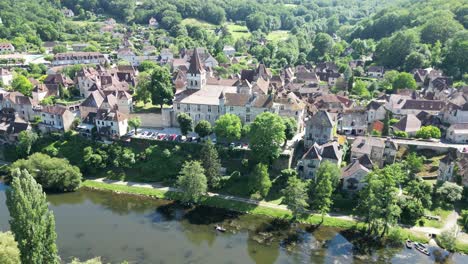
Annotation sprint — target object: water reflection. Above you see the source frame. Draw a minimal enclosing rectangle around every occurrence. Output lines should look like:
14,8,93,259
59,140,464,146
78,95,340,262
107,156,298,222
0,185,467,264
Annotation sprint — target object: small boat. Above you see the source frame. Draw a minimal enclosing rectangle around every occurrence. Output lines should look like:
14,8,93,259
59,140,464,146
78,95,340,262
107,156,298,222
406,240,413,249
414,242,430,256
215,225,226,232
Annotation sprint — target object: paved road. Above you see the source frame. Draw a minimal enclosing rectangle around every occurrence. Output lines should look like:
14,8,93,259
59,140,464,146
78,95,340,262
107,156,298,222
392,138,468,150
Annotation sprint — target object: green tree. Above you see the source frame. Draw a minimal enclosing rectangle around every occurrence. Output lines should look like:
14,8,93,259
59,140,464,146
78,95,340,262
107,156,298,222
148,65,173,109
177,161,207,203
283,117,297,141
52,44,67,54
214,114,242,141
249,112,286,163
11,74,33,96
0,231,20,264
177,113,193,136
461,210,468,231
441,31,468,80
393,72,417,90
356,164,404,237
10,153,82,192
200,140,222,188
351,79,371,98
415,125,441,139
405,153,424,174
138,60,158,72
282,176,309,219
309,161,340,220
436,182,463,207
16,130,38,158
438,229,457,251
249,163,271,198
6,169,59,264
195,120,212,138
128,117,142,135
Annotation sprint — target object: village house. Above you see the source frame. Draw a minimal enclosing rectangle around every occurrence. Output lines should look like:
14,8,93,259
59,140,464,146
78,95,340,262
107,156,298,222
304,110,336,148
72,43,90,52
0,91,35,121
181,48,219,68
52,52,108,66
341,154,373,191
35,105,75,133
0,68,13,86
0,108,30,141
391,114,422,137
350,137,397,168
366,101,386,123
338,108,368,136
0,43,15,53
95,109,128,137
149,17,158,27
160,48,174,62
62,8,75,17
439,151,468,186
387,98,445,117
299,141,343,179
223,45,236,57
117,48,159,66
446,123,468,143
367,66,384,78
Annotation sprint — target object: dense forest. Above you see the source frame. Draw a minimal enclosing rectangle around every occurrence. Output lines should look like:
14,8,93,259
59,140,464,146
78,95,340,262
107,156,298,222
0,0,466,79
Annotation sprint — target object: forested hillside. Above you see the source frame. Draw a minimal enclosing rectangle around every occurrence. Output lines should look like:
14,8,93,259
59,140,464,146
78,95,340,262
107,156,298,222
0,0,466,79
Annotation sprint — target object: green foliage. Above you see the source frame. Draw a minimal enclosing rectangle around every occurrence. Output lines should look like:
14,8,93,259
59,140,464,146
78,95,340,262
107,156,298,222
351,79,371,98
283,117,297,141
177,113,193,136
128,117,142,134
400,180,432,225
436,181,463,207
438,229,457,251
356,164,405,237
393,130,409,138
147,65,173,108
177,161,207,203
393,72,417,90
200,140,222,188
416,125,441,139
11,74,33,96
249,112,286,163
195,120,212,138
441,31,468,80
138,61,158,72
0,231,20,264
405,153,424,174
52,45,67,54
309,161,340,218
461,210,468,231
282,176,309,219
17,130,38,158
6,169,59,264
9,153,82,192
214,114,242,141
249,163,271,198
70,257,103,264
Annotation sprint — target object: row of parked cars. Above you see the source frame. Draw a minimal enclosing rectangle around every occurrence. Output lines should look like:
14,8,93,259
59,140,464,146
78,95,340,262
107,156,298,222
128,130,201,143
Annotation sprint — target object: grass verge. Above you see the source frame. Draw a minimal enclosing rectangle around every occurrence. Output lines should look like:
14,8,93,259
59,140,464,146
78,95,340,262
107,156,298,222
82,180,355,229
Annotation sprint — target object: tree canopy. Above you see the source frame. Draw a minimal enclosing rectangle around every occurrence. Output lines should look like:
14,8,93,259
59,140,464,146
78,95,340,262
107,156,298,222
249,112,286,163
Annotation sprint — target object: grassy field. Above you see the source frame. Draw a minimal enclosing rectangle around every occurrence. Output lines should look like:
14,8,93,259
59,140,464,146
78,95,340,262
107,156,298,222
181,18,217,30
226,23,251,40
422,208,452,228
266,30,289,42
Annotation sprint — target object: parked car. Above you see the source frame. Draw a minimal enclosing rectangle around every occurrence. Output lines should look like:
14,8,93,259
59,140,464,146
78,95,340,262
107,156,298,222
141,131,149,137
147,132,154,137
157,133,166,140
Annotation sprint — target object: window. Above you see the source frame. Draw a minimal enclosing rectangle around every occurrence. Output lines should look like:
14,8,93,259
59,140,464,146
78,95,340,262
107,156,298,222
246,114,251,123
246,107,250,113
230,106,234,111
197,105,201,111
195,81,198,86
208,106,211,112
177,104,180,110
191,80,193,86
187,105,191,111
207,115,210,120
110,122,113,126
280,105,285,110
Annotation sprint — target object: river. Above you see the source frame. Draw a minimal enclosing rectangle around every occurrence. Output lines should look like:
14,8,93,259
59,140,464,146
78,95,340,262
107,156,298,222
0,183,467,263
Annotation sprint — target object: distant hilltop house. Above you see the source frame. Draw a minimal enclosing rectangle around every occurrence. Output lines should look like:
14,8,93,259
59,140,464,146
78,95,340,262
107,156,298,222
367,66,384,78
52,52,108,66
149,17,158,27
0,68,13,86
72,43,90,52
0,43,15,53
223,45,236,57
62,8,75,18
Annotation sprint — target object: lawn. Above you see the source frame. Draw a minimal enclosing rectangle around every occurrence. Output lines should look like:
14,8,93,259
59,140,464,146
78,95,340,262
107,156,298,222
133,101,165,113
266,30,289,42
421,208,452,228
226,23,251,40
416,154,445,179
181,18,217,30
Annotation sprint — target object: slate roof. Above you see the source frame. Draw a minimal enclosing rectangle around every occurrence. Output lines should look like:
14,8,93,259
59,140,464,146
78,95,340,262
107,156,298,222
187,48,205,74
401,100,445,111
393,114,421,132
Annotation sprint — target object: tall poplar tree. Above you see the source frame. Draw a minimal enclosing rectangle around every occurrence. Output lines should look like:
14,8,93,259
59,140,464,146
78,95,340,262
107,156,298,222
6,169,59,264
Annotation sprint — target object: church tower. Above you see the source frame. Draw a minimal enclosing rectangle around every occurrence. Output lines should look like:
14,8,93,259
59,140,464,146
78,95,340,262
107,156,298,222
186,48,206,90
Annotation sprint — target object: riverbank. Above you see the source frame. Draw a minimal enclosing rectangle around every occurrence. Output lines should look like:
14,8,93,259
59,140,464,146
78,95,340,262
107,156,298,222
82,180,433,247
